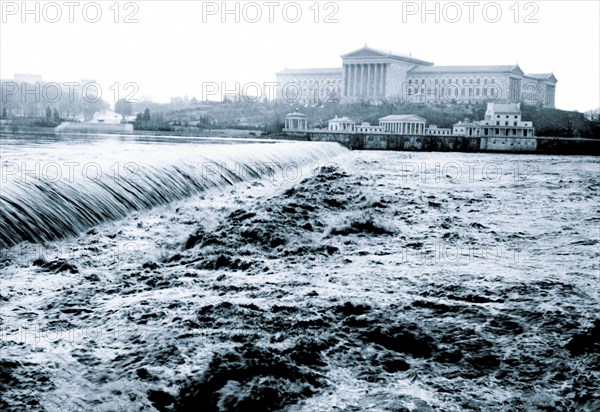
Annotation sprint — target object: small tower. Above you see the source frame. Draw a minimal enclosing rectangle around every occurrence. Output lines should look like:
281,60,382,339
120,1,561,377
284,109,308,131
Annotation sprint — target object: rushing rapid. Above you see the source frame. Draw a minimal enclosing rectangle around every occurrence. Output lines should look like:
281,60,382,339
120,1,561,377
0,133,598,411
0,135,348,249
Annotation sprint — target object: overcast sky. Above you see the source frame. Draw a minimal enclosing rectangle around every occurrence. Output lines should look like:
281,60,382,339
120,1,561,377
1,0,598,111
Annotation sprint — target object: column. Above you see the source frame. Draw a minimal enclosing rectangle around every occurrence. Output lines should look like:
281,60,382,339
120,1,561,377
382,64,387,98
368,64,374,97
347,65,352,97
343,65,349,97
354,64,361,97
376,63,381,97
366,64,371,97
352,64,357,97
349,64,356,96
362,64,368,97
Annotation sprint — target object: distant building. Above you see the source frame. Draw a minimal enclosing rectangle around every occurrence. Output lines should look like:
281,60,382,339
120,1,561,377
328,116,355,132
426,125,452,136
284,110,308,131
478,103,534,137
13,73,42,84
356,122,384,133
452,119,482,137
276,46,557,108
276,68,343,105
379,114,426,134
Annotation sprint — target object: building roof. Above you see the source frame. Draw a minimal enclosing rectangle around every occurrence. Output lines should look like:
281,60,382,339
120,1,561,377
379,114,426,122
329,116,354,123
453,121,480,127
427,125,451,129
277,68,342,76
524,73,558,82
487,103,521,114
342,46,433,66
286,110,306,118
409,64,523,75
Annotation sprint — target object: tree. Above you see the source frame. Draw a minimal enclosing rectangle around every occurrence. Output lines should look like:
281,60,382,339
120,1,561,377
143,108,151,125
53,108,60,123
45,106,52,120
115,98,133,120
1,107,6,119
134,112,143,129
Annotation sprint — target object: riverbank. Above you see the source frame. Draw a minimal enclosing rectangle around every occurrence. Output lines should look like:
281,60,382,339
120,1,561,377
277,131,600,156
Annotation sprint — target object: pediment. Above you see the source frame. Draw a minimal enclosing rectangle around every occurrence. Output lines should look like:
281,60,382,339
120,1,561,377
342,47,389,59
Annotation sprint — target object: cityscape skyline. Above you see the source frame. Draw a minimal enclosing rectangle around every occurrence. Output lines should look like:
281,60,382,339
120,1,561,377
1,1,598,111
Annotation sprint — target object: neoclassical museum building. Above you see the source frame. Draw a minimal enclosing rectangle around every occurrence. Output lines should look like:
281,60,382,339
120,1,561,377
276,46,557,108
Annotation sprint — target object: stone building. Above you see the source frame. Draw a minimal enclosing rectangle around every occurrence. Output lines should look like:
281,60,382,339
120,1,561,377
328,116,355,132
452,120,482,137
379,114,426,135
275,68,343,105
426,125,452,136
356,122,384,133
478,103,535,138
284,110,308,131
276,46,557,108
457,103,536,151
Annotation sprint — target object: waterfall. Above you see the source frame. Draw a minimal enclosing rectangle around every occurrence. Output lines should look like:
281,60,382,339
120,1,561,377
0,140,347,249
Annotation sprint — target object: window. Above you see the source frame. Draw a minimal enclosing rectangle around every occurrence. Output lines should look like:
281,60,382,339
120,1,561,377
514,115,518,119
524,130,528,137
461,89,466,96
497,115,500,119
496,121,499,125
476,88,480,96
483,88,487,96
514,122,517,126
505,121,509,126
506,115,509,118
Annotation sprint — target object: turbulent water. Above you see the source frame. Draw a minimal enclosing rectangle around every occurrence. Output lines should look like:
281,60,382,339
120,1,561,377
0,134,598,411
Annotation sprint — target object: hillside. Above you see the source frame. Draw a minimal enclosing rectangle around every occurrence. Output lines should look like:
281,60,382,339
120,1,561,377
131,100,599,138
